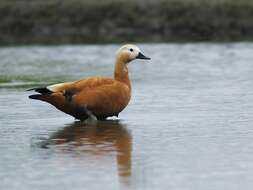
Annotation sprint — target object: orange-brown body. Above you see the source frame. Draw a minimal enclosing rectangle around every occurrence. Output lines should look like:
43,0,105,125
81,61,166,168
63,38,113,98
40,77,131,120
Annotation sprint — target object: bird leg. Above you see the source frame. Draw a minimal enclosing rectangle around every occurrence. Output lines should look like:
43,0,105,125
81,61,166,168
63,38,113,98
83,106,97,121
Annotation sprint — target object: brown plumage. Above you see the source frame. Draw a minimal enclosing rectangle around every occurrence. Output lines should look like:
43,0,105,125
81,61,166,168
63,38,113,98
28,44,150,121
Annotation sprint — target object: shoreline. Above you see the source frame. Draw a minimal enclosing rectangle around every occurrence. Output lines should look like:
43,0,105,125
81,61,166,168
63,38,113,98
1,0,253,45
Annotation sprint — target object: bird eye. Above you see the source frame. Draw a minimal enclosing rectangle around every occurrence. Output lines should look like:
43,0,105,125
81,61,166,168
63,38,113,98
129,48,133,52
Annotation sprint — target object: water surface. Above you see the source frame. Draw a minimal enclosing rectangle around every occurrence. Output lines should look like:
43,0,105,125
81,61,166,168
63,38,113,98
1,43,253,190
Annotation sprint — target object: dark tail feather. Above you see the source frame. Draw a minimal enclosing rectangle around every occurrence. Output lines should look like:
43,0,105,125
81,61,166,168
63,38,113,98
27,87,52,94
29,94,43,100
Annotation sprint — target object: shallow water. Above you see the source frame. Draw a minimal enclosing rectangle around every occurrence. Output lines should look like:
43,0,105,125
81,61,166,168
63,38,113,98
1,43,253,190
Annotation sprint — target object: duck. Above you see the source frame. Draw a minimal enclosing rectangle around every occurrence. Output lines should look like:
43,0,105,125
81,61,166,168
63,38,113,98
28,44,150,121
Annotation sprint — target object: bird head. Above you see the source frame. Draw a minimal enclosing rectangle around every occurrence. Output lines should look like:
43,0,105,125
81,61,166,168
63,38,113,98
116,44,151,63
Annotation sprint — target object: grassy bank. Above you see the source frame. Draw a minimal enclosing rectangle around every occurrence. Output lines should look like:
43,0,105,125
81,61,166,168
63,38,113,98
1,0,253,45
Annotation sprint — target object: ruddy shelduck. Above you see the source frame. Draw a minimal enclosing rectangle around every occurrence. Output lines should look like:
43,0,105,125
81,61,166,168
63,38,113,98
28,44,150,121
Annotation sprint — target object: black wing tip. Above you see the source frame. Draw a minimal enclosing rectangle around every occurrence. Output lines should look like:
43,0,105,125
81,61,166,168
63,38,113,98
29,94,42,99
27,87,52,94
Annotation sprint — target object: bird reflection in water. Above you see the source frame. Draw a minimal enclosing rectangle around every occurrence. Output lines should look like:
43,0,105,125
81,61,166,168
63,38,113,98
40,120,132,184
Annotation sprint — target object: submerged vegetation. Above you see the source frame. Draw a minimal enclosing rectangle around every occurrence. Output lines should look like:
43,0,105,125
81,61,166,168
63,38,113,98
0,0,253,44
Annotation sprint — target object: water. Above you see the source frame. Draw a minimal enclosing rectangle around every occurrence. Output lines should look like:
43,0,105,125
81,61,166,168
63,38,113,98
1,43,253,190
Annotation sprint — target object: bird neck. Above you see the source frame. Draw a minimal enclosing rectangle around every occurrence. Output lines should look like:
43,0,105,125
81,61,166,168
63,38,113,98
114,57,131,88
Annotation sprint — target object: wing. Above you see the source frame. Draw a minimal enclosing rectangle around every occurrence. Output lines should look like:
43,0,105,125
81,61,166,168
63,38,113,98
47,77,114,93
29,77,114,107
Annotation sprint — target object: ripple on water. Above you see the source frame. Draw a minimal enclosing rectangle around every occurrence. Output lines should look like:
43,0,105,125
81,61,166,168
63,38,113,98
1,43,253,190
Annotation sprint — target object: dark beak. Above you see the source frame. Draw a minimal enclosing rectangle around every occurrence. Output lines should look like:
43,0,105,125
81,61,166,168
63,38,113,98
136,52,151,60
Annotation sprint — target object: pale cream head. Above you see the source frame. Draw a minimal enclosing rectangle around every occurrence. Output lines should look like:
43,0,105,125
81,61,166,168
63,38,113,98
116,44,150,63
